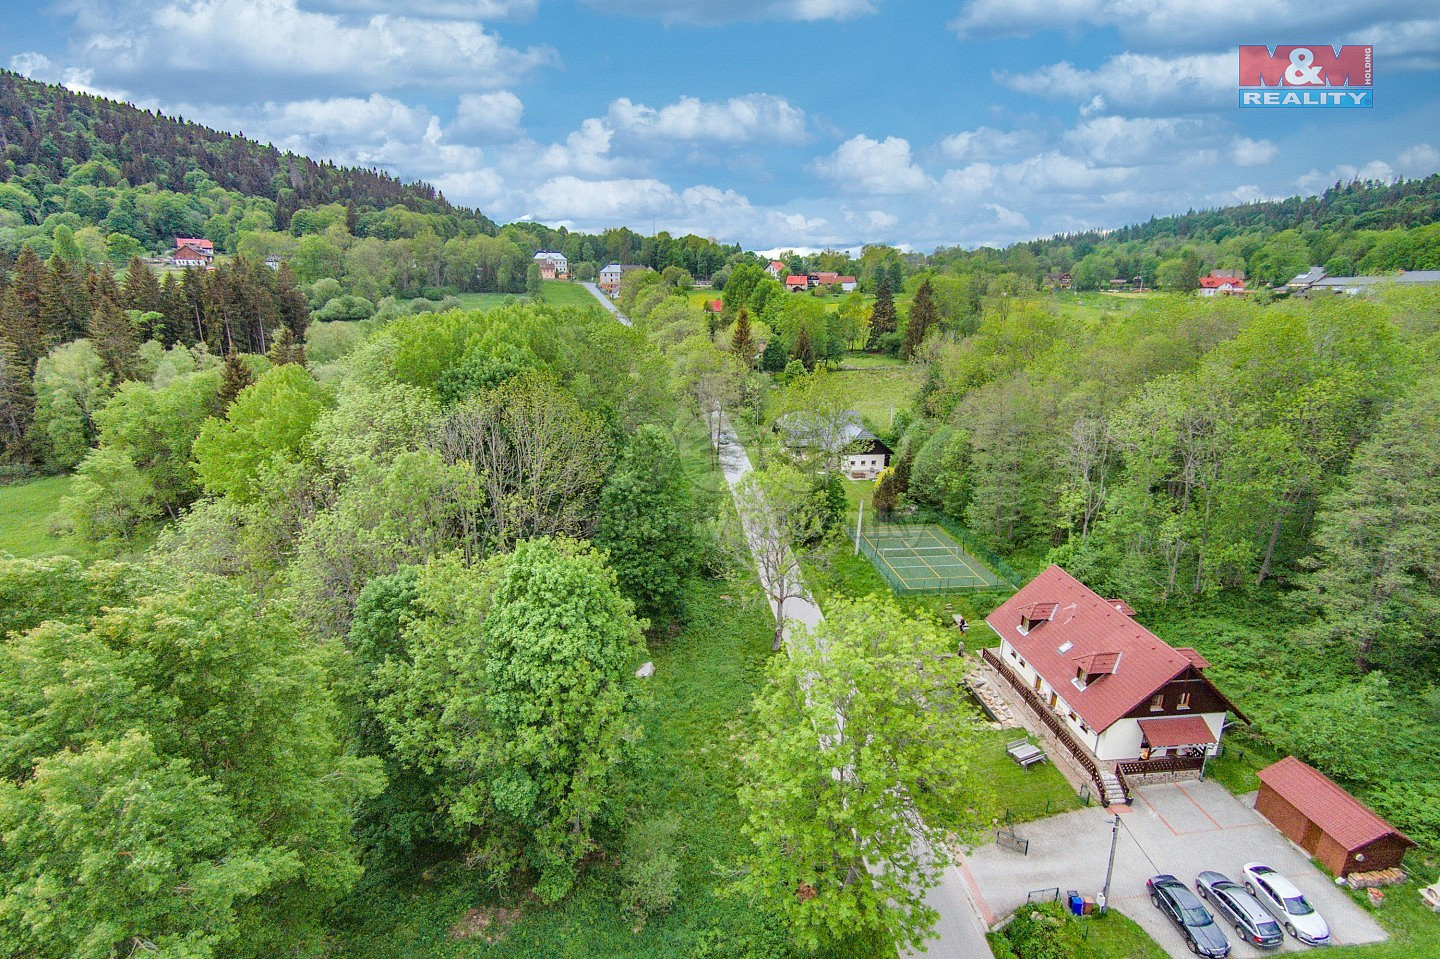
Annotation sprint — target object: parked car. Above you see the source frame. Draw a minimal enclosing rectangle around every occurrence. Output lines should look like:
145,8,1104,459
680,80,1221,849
1242,862,1331,946
1147,874,1231,957
1195,871,1284,949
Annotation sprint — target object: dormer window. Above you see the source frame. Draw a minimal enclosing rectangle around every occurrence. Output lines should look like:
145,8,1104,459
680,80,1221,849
1149,693,1164,711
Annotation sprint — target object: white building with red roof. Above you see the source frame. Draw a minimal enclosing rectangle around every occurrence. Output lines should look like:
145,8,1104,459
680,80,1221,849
171,244,210,268
784,274,809,292
765,260,786,277
174,238,214,261
1197,273,1247,296
986,566,1244,763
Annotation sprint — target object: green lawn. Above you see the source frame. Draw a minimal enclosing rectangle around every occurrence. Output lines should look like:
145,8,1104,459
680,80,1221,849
539,280,605,309
0,475,79,558
1326,874,1440,959
972,727,1090,824
448,292,522,311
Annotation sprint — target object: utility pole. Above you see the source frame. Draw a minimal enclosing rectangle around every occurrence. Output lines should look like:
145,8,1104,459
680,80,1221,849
1099,814,1121,914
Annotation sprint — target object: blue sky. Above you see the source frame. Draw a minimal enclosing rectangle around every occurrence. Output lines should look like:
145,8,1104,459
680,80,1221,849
4,0,1438,252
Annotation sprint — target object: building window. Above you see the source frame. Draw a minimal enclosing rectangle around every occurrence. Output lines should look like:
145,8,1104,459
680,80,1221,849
1149,693,1164,711
1177,692,1191,710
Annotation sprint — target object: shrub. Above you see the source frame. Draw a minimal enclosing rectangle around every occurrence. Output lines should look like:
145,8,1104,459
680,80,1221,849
619,816,680,924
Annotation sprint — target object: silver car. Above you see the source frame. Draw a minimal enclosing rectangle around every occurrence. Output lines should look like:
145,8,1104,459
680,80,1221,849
1195,871,1284,949
1242,862,1331,946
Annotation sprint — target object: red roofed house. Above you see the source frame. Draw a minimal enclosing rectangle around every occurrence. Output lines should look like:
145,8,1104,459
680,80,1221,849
766,260,787,277
837,275,858,292
1255,757,1416,878
813,271,841,286
174,238,214,262
1198,273,1247,296
172,244,209,268
785,274,809,292
985,566,1244,768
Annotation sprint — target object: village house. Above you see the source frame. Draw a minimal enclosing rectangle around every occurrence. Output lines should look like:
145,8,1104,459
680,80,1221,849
984,566,1245,794
784,274,809,292
533,250,568,280
171,243,210,268
174,237,214,262
598,263,646,293
765,259,786,277
773,411,892,479
1198,273,1247,296
1045,272,1073,289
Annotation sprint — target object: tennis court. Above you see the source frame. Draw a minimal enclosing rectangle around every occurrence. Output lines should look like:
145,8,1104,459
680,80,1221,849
856,520,1007,593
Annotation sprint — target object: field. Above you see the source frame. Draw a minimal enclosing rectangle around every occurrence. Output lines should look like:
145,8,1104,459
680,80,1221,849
0,475,78,558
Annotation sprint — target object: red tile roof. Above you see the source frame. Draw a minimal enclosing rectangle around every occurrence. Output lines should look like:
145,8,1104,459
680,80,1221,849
1138,715,1216,748
986,566,1216,732
837,275,856,284
768,260,786,271
1199,275,1246,289
1258,757,1415,852
785,275,809,287
814,271,841,284
1174,647,1211,669
707,299,723,312
175,237,213,252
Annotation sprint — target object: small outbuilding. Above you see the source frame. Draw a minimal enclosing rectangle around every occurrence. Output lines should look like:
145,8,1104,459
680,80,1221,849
1255,756,1415,877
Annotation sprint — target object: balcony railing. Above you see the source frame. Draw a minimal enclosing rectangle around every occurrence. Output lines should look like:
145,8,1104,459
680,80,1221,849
1116,756,1205,778
982,648,1129,805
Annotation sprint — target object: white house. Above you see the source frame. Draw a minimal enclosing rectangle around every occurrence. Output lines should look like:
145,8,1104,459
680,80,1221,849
533,250,568,279
986,566,1244,763
765,259,786,277
598,263,646,292
774,411,892,479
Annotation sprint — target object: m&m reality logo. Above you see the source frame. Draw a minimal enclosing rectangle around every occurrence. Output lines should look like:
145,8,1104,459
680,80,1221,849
1238,45,1373,108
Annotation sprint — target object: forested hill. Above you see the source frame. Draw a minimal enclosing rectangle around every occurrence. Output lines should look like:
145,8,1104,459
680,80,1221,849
1102,175,1440,241
0,69,494,233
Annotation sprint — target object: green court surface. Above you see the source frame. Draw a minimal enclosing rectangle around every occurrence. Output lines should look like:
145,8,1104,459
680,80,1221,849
857,521,1006,593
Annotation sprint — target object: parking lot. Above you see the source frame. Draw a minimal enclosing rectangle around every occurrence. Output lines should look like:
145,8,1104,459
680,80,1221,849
962,780,1387,958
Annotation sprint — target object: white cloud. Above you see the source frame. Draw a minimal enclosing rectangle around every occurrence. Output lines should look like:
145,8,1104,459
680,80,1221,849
580,0,875,25
1397,144,1440,177
1063,116,1198,165
76,0,556,89
307,0,539,18
530,176,678,220
454,91,525,138
606,94,806,144
952,0,1436,59
811,135,932,194
1230,137,1278,167
937,126,1034,161
1296,160,1396,194
997,53,1233,115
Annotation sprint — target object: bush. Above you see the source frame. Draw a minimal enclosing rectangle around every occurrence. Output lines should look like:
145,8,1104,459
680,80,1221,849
994,903,1068,959
619,816,681,924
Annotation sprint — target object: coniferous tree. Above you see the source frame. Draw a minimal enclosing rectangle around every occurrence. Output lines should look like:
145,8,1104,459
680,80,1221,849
902,278,938,358
730,308,755,365
0,248,50,372
760,334,787,373
218,350,255,408
42,255,90,342
121,256,165,316
0,337,34,459
794,323,816,372
867,276,897,350
87,286,138,381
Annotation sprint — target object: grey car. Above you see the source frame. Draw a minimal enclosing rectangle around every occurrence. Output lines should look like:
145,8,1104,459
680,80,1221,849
1196,871,1284,949
1147,874,1231,957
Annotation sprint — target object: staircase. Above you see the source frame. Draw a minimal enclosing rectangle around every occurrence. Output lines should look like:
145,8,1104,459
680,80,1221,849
1099,771,1129,807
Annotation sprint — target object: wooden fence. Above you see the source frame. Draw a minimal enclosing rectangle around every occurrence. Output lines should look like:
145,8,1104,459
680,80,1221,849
982,648,1130,805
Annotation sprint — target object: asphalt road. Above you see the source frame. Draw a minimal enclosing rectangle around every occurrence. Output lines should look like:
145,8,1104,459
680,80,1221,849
580,281,630,325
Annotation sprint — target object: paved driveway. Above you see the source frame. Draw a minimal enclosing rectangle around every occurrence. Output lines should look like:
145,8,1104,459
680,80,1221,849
962,781,1386,958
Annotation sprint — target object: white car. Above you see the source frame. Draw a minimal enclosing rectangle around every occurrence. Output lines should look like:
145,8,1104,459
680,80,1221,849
1241,863,1331,946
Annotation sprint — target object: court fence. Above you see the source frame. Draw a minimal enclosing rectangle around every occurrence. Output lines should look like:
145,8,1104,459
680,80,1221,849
859,508,1024,590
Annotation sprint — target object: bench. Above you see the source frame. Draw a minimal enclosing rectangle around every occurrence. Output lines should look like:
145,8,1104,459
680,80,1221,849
1006,740,1048,768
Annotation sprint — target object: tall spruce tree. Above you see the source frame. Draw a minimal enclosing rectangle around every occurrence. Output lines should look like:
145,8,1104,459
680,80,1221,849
867,276,896,349
730,308,755,365
0,248,49,372
87,288,138,382
794,323,816,371
0,337,34,459
902,278,938,358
